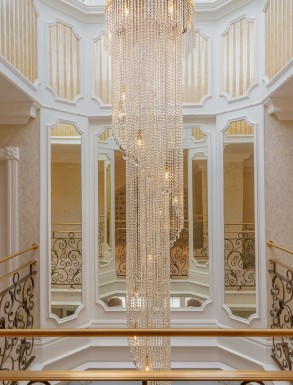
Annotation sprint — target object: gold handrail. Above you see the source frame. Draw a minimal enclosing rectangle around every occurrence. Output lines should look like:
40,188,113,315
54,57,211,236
0,260,37,281
0,369,292,382
267,240,293,255
52,230,82,234
52,223,81,226
0,328,293,338
269,258,293,272
225,223,254,226
225,231,255,234
0,243,38,264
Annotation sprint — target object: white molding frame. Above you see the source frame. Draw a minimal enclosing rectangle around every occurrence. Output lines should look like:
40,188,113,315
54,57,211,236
94,140,116,310
183,28,213,108
184,123,213,312
47,118,86,324
219,114,259,325
0,147,19,265
45,18,84,105
97,125,112,143
91,31,112,109
220,15,259,103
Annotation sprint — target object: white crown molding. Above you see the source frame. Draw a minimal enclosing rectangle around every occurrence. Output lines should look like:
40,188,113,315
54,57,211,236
265,98,293,121
0,102,39,125
39,0,255,22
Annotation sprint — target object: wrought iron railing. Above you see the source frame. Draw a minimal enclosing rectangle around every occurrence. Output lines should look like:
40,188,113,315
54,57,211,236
224,224,256,290
268,248,293,372
115,222,126,277
51,225,82,287
0,244,38,385
115,223,189,278
170,226,189,278
51,221,256,288
193,221,209,262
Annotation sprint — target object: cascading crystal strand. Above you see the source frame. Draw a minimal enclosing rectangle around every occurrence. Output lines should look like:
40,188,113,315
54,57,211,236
105,0,195,381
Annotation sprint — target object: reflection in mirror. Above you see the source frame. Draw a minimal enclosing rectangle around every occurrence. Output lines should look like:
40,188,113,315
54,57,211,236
98,155,112,266
50,122,82,319
192,153,208,266
99,143,210,309
223,119,256,319
99,150,126,306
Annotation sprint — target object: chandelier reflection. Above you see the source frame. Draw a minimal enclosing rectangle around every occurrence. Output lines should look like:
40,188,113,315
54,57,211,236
105,0,195,379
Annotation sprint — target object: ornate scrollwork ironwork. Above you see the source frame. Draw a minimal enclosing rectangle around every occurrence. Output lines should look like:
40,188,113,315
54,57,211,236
269,261,293,371
115,224,127,277
0,263,36,385
193,221,208,263
51,231,82,287
170,228,189,278
98,220,105,261
115,225,189,278
224,230,256,289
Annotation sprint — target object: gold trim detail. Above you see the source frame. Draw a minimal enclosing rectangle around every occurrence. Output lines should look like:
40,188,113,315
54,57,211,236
267,240,293,256
0,260,37,281
0,243,38,264
0,328,293,338
269,258,293,272
0,369,293,382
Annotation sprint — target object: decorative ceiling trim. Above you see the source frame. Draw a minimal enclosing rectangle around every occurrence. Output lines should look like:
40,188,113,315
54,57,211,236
40,0,255,21
265,98,293,121
0,102,39,125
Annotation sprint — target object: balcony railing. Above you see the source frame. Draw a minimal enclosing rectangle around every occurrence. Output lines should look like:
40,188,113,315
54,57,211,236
115,222,189,278
224,224,256,290
0,244,38,385
268,240,293,372
51,224,82,287
1,328,293,384
51,222,256,289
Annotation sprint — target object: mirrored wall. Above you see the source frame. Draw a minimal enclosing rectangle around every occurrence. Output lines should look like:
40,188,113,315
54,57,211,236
98,128,211,309
50,122,82,319
223,119,256,319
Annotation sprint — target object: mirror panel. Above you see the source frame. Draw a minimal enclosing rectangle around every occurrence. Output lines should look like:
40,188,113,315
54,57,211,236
98,150,126,306
223,119,256,319
50,122,82,319
99,129,211,309
192,154,208,266
98,155,112,266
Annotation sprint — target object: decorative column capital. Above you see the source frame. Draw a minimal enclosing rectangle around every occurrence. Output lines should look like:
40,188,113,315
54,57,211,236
5,147,20,161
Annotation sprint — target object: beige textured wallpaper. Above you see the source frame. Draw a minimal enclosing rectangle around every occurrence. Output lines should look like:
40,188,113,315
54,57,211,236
0,115,40,326
265,111,293,266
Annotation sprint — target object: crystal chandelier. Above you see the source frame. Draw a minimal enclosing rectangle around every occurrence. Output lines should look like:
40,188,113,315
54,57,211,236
105,0,195,378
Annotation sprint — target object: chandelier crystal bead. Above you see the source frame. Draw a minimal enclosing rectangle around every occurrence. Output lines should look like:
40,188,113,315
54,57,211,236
105,0,195,382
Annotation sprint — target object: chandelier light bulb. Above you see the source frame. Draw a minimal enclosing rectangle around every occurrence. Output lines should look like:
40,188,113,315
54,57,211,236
137,129,143,146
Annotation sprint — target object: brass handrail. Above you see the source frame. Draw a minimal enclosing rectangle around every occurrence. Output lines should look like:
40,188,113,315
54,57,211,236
0,243,38,264
269,258,292,272
267,240,293,255
0,260,37,281
225,223,254,226
0,328,293,338
0,369,292,382
52,230,82,234
52,223,81,226
225,231,255,234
